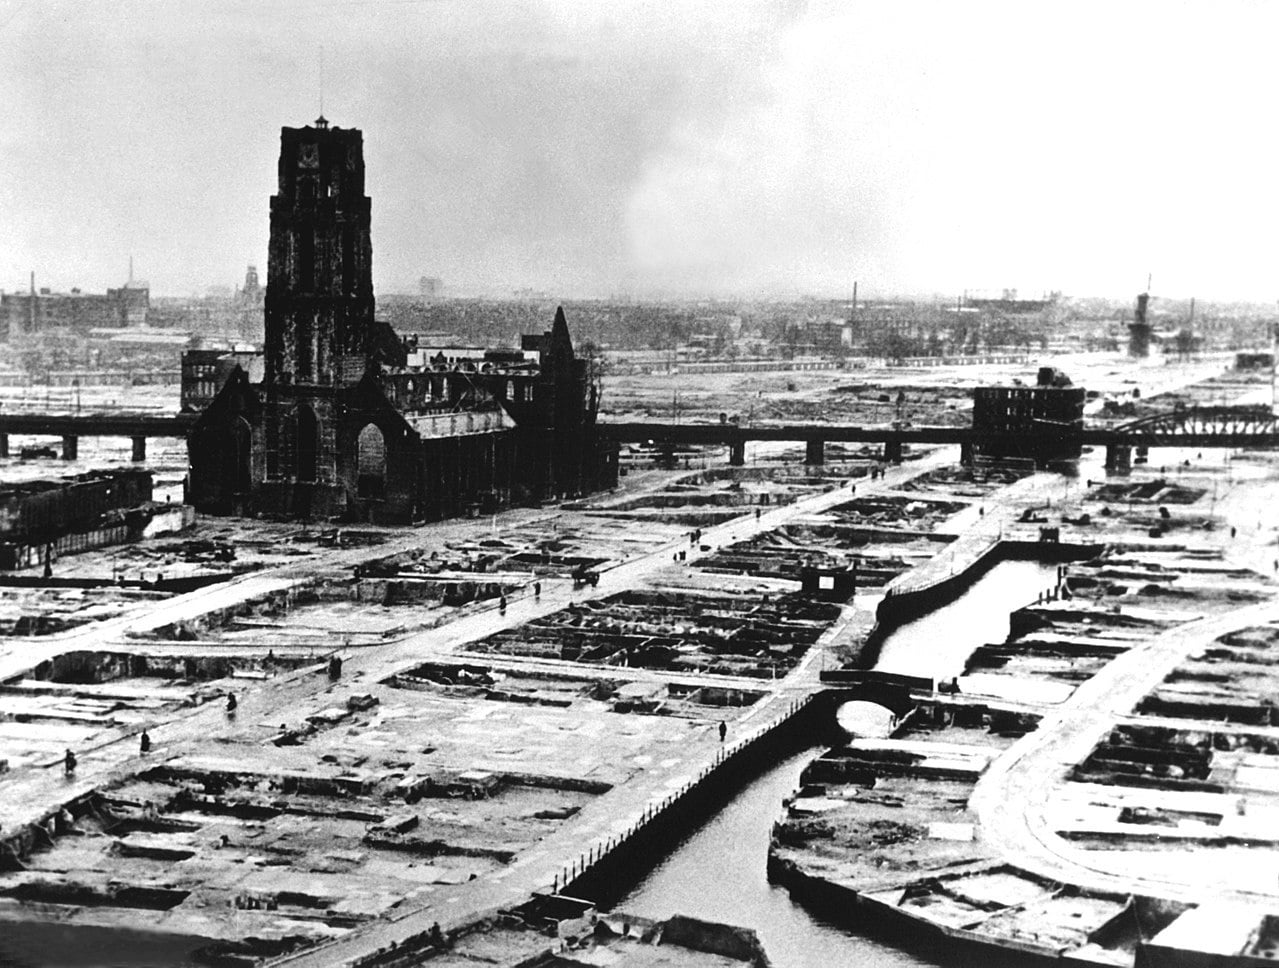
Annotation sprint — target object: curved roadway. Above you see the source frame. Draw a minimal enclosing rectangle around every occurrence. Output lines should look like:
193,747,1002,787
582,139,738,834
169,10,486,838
970,599,1279,904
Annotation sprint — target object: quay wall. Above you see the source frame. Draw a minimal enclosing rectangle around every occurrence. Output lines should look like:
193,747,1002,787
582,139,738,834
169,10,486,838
554,539,1106,910
766,857,1064,967
333,697,827,968
560,693,832,907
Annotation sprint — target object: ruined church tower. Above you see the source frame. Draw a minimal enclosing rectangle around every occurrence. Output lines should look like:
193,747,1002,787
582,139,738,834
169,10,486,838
260,116,375,517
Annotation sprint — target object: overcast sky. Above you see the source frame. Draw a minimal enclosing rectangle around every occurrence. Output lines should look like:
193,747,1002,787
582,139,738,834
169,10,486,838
2,0,1277,301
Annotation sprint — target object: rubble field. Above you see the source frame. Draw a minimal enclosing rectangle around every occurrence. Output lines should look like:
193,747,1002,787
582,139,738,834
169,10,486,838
385,660,763,718
464,589,841,679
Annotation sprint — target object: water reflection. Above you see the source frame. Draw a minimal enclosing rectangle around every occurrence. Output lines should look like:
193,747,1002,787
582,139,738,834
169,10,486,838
0,923,204,968
617,748,944,968
619,554,1066,967
875,558,1060,681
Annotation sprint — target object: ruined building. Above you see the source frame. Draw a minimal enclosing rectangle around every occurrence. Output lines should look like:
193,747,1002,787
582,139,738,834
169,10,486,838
969,366,1086,466
1,274,149,340
187,118,616,523
0,469,159,570
1129,291,1153,358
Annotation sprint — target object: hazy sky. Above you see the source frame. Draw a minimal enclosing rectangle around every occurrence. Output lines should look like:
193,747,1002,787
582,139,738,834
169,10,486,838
2,0,1277,300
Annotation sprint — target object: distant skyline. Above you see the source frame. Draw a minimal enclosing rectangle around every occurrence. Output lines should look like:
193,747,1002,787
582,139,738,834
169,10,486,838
3,0,1278,302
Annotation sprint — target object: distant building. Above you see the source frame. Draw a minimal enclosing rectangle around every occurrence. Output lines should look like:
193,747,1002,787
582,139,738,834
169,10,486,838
418,276,443,298
970,367,1086,465
233,264,265,341
961,289,1056,314
187,118,616,523
1129,292,1153,358
0,275,149,340
141,266,264,342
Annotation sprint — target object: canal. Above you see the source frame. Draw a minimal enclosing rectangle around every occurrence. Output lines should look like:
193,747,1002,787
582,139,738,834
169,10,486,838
0,923,206,968
875,558,1062,681
616,556,1060,966
616,745,949,967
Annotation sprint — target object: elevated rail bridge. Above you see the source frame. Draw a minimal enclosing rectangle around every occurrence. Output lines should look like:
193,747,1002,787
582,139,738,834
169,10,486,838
0,412,195,461
599,404,1279,468
0,405,1275,467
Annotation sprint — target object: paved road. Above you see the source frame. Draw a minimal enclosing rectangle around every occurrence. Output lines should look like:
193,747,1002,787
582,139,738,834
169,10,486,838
965,368,1279,904
970,593,1279,903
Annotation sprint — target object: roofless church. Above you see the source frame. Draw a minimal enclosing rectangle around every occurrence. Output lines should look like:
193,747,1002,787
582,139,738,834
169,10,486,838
187,118,617,523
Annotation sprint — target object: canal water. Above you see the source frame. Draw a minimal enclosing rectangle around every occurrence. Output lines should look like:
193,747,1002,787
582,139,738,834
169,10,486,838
0,923,206,968
616,556,1061,967
616,746,950,968
875,558,1062,681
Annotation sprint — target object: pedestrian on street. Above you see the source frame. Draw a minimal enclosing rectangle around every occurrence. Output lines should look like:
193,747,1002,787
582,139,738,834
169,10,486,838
718,721,727,743
139,731,151,754
64,749,76,776
225,693,237,714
